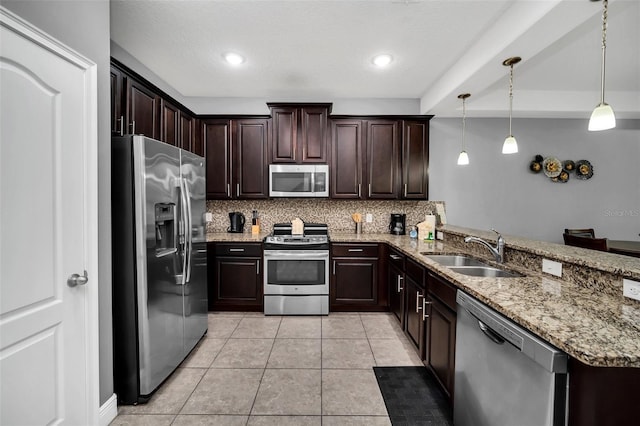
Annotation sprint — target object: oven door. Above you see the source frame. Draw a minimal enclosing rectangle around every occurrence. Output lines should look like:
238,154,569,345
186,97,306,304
263,250,329,295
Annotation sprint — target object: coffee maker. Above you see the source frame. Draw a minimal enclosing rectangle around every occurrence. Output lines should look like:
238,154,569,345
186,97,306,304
389,213,406,235
228,212,245,233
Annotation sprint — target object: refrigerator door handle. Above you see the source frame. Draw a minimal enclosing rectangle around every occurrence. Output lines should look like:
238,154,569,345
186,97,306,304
179,177,188,285
183,179,193,283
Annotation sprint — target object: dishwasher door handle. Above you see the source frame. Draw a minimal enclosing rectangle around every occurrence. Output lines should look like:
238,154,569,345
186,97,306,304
478,320,505,345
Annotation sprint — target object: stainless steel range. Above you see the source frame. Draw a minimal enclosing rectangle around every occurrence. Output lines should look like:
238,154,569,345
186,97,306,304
263,223,329,315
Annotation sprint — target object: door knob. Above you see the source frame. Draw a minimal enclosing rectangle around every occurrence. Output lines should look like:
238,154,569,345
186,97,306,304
67,270,88,287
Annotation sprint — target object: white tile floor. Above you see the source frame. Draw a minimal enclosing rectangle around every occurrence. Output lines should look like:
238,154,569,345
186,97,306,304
110,312,423,425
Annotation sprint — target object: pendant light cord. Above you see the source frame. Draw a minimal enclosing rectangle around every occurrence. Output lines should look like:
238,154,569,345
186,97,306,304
599,0,608,105
462,97,467,150
508,64,514,137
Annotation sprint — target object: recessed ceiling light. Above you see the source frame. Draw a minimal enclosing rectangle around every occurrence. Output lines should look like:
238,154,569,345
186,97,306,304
223,52,245,65
372,54,393,67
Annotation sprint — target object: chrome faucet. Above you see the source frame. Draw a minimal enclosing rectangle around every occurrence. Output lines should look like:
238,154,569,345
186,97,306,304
464,229,505,263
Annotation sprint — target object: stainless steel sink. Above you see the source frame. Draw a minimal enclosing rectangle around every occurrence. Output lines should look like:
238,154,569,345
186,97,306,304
448,266,524,278
423,254,489,267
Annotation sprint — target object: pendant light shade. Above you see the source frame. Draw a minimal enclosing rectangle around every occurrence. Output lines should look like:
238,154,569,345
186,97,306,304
502,56,521,154
457,93,471,165
588,0,615,131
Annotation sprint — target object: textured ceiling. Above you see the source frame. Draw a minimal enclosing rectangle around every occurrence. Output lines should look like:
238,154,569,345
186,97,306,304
111,0,639,118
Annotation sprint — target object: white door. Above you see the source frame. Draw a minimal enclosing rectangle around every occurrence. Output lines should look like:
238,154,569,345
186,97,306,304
0,9,99,425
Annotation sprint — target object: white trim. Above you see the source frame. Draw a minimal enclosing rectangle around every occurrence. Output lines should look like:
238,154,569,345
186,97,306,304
0,6,100,425
99,394,118,426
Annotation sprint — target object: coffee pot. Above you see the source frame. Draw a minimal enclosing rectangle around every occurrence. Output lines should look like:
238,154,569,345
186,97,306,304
389,213,406,235
228,212,246,233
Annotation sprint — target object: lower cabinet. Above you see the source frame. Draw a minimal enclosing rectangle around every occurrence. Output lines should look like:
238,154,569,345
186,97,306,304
208,242,263,311
404,259,426,358
425,272,457,402
330,243,386,311
388,248,405,325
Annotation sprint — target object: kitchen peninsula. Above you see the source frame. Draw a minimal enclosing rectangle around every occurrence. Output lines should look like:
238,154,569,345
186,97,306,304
207,223,640,426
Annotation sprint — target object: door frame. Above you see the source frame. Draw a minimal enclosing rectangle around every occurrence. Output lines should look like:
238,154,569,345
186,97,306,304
0,7,100,424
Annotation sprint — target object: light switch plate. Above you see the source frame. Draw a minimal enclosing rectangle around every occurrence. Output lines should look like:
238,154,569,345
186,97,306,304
542,259,562,277
365,213,373,223
623,279,640,302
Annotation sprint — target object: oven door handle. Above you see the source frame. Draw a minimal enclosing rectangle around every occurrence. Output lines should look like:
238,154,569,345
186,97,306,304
263,251,329,258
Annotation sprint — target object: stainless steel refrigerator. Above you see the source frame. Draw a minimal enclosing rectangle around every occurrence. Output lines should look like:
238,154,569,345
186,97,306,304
111,135,208,404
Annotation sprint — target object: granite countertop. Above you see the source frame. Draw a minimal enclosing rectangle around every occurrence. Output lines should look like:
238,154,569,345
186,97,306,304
207,230,640,368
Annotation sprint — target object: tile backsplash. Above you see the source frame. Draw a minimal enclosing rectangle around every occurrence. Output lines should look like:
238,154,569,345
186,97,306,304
206,199,445,234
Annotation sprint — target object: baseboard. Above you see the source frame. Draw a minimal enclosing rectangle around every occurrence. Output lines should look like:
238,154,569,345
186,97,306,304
99,393,118,426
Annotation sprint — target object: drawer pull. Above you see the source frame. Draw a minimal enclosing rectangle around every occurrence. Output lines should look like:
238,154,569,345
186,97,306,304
389,254,402,260
229,248,245,252
348,248,364,252
416,291,423,313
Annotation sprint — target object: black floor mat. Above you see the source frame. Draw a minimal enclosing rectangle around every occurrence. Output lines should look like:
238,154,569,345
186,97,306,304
373,366,453,426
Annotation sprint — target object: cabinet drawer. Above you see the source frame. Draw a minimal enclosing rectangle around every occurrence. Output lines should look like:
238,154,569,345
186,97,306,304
215,242,262,257
332,243,378,257
406,258,424,285
428,273,456,311
387,248,406,269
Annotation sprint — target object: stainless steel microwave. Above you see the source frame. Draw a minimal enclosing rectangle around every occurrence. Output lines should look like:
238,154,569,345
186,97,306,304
269,164,329,197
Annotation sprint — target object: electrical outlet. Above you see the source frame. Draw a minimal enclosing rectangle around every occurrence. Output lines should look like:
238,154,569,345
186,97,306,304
365,213,373,223
623,279,640,302
205,212,213,222
542,259,562,277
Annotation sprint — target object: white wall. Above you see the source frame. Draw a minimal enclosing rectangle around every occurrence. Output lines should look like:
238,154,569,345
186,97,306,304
429,117,640,243
2,0,114,405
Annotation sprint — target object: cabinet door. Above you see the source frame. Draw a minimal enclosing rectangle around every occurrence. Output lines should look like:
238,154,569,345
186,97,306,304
300,106,328,163
271,107,297,163
110,66,125,136
331,120,362,198
405,276,425,356
127,78,159,138
159,99,179,146
213,256,263,309
234,119,269,199
331,258,378,307
180,111,195,152
388,264,404,326
203,119,232,199
366,120,400,199
191,118,204,157
426,296,456,400
402,120,429,199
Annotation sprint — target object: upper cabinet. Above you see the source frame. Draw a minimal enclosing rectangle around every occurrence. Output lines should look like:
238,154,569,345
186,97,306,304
202,118,269,199
330,118,402,199
268,103,331,164
402,120,429,199
111,60,200,155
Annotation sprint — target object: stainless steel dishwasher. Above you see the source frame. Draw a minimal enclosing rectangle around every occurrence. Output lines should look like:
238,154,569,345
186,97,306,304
454,290,568,426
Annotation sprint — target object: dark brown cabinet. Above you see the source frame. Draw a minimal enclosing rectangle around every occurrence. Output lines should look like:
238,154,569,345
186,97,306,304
180,112,196,153
330,119,400,199
127,78,160,139
425,272,457,402
159,99,180,146
208,242,263,311
268,103,330,163
404,259,426,357
402,120,429,199
202,118,269,199
330,244,386,311
110,66,125,136
366,120,401,198
387,248,405,325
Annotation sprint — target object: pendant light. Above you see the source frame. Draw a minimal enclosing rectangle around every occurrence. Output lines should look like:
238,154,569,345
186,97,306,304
502,56,521,154
588,0,616,131
457,93,470,165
